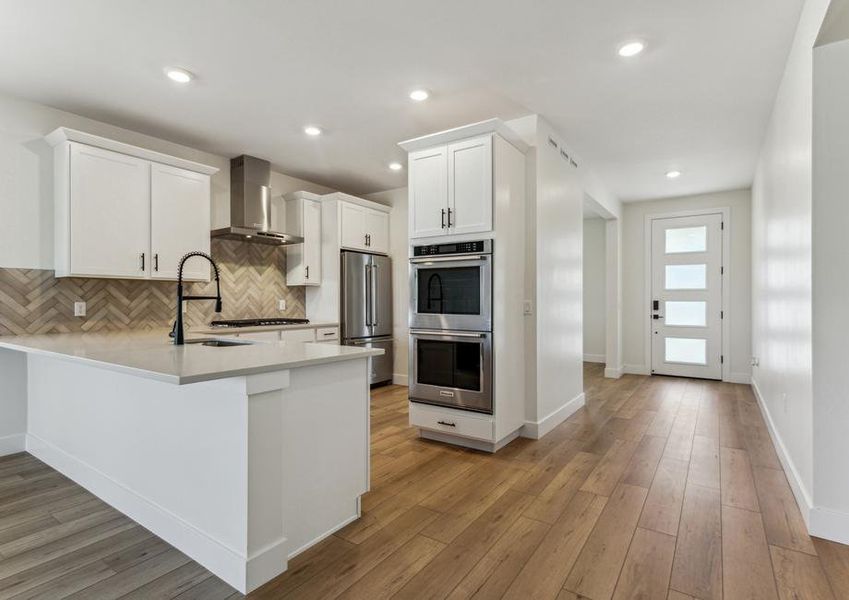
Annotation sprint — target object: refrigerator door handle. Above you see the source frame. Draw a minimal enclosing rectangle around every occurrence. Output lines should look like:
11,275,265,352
364,264,372,327
371,263,379,327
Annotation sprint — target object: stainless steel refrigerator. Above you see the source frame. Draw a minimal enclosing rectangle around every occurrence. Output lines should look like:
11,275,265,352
341,251,393,386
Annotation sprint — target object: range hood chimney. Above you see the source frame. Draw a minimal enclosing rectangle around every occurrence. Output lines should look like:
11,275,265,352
211,155,304,245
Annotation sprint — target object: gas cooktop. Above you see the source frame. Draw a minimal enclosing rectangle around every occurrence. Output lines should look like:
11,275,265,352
209,318,310,328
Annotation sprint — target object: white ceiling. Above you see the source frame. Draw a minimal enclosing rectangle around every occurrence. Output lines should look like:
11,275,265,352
0,0,804,200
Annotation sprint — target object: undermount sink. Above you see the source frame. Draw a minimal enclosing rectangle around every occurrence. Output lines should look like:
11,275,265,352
184,338,254,348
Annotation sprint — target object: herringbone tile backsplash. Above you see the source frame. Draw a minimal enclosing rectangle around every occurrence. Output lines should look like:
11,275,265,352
0,239,306,336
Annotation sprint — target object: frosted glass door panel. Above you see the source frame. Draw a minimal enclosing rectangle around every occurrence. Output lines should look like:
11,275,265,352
665,301,706,327
665,338,707,365
665,226,707,254
665,264,707,290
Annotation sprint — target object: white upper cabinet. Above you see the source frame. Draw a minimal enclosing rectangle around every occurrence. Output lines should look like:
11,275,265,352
285,194,322,286
407,135,493,239
150,163,211,281
409,146,448,238
448,136,493,236
339,199,389,254
48,128,218,281
68,144,151,279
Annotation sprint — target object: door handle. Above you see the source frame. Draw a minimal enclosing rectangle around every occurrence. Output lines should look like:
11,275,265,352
371,264,378,326
441,209,446,229
365,265,372,326
154,253,159,272
305,265,309,279
447,208,453,228
652,300,660,311
437,420,456,427
140,252,145,272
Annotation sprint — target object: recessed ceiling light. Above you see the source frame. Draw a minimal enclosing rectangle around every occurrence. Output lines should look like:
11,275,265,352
617,41,645,57
389,162,403,171
165,67,194,83
409,89,430,102
304,125,322,136
666,170,682,179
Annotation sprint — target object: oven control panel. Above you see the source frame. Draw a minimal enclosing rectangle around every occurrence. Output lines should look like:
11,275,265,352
413,240,491,257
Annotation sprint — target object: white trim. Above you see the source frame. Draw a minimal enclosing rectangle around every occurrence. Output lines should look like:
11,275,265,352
583,353,606,363
398,118,529,154
25,433,262,594
604,366,623,379
420,428,520,453
726,372,752,385
319,191,391,214
623,364,651,375
750,378,813,527
521,392,586,439
810,507,849,546
392,373,409,386
643,207,732,382
0,433,26,457
44,127,219,175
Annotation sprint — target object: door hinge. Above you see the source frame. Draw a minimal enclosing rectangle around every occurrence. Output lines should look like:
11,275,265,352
721,310,724,319
721,355,724,364
721,266,724,275
721,221,725,230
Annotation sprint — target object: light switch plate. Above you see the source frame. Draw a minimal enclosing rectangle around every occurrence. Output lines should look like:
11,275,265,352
523,300,533,315
278,299,287,311
74,301,86,317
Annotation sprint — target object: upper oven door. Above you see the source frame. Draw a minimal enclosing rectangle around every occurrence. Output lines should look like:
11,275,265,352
409,254,492,331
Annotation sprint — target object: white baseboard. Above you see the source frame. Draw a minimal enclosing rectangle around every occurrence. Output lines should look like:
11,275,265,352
26,433,270,594
604,366,623,379
750,378,813,528
0,433,26,457
392,373,408,386
810,507,849,546
623,364,650,375
522,392,586,439
583,354,605,364
726,372,752,384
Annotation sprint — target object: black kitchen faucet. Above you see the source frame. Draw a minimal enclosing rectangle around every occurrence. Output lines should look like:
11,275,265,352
171,251,222,345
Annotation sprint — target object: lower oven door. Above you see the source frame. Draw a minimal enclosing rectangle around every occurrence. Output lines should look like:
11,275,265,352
409,329,493,414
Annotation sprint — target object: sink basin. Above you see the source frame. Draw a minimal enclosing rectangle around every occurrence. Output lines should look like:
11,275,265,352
183,338,254,348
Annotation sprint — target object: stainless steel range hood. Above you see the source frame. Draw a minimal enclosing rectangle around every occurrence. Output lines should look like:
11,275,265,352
211,155,304,245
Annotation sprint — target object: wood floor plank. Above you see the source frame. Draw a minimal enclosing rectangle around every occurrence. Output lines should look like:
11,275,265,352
446,516,548,600
173,575,240,600
118,560,211,600
392,490,534,600
524,451,599,524
722,504,779,599
812,537,849,598
770,545,836,600
335,535,444,600
502,491,607,600
622,435,666,488
670,484,722,600
4,557,114,600
564,483,648,600
753,466,816,555
639,458,688,536
611,528,676,600
688,435,720,489
720,446,759,511
580,439,640,497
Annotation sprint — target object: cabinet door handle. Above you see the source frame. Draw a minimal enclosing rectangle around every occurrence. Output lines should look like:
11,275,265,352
140,253,145,271
305,265,309,279
154,253,159,272
447,208,453,228
437,420,456,427
441,208,446,229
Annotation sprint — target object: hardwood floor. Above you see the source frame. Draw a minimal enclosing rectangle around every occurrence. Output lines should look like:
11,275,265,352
2,364,848,598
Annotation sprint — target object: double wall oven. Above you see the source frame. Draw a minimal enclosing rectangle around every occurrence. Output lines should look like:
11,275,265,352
409,240,493,414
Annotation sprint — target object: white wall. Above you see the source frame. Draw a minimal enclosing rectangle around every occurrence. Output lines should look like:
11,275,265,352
621,189,752,380
751,0,831,520
812,36,849,532
582,218,606,361
364,187,408,384
0,92,333,270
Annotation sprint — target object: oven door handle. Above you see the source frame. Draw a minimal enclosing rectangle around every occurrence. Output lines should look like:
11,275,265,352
409,255,488,264
410,329,486,338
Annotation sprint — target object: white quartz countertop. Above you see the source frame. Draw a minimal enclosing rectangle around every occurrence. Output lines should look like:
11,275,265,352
0,330,381,385
190,322,339,335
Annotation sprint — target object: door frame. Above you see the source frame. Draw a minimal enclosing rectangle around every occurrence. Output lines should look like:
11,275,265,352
643,207,731,381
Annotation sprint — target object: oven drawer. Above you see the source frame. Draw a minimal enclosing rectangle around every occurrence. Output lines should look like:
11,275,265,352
409,402,494,442
315,326,339,342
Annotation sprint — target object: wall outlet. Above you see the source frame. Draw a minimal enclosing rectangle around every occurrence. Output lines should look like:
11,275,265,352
182,300,188,314
278,299,287,311
751,356,760,367
73,301,86,317
523,300,533,316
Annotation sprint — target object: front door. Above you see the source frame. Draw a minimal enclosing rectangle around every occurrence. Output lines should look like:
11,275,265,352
650,214,723,379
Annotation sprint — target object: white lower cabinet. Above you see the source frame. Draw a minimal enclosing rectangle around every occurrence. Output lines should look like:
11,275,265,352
280,328,317,343
235,331,281,343
315,326,339,342
409,402,495,442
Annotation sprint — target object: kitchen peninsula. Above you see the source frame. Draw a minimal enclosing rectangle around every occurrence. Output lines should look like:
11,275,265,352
0,332,382,594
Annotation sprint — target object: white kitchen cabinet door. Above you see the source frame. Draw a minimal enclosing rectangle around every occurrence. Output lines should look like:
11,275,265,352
365,209,389,254
448,135,492,235
150,163,211,281
69,143,151,278
340,202,368,251
280,328,317,343
286,197,322,285
409,146,448,239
